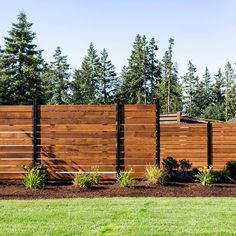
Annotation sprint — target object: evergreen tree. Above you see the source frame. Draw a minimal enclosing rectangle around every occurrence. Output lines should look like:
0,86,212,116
201,67,213,107
0,11,46,104
97,49,118,104
48,47,71,104
159,38,182,113
193,67,213,117
203,69,225,120
224,62,236,120
117,66,129,103
181,61,199,116
212,69,225,105
119,35,147,104
71,43,100,104
146,38,161,102
119,35,160,104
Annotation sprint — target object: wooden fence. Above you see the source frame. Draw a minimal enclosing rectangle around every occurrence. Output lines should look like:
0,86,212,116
0,103,235,180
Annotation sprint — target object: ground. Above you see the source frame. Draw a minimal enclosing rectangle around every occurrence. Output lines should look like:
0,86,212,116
0,181,235,199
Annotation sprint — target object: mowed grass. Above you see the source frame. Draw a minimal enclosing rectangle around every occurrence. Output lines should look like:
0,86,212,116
0,198,236,236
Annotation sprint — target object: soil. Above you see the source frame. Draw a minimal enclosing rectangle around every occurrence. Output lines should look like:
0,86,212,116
0,181,236,199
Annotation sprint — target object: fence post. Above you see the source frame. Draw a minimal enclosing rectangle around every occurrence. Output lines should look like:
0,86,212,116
32,99,39,164
116,100,121,176
207,122,212,167
155,99,161,167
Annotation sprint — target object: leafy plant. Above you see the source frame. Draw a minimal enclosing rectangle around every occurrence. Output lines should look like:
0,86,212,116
23,163,48,188
116,169,135,187
212,169,230,183
73,172,93,188
89,169,100,185
179,159,192,170
225,161,236,177
194,166,216,185
145,165,166,185
162,156,179,171
73,170,100,188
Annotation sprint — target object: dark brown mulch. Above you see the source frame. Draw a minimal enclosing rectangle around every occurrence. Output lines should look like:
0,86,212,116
0,181,235,200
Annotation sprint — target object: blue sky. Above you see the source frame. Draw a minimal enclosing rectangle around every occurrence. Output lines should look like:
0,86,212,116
0,0,236,77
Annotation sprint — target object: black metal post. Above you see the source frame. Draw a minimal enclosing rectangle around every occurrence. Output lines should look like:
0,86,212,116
32,99,38,164
116,100,121,176
155,99,161,167
207,122,212,167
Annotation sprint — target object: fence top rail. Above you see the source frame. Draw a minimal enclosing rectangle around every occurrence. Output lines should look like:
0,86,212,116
160,123,207,127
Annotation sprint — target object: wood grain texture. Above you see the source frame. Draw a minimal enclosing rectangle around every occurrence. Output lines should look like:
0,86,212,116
0,105,236,179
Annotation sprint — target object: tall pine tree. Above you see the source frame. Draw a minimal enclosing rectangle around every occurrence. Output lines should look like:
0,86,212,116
119,35,160,104
71,43,101,104
119,35,147,103
193,67,213,117
181,61,199,116
97,49,118,104
158,38,182,113
146,38,161,103
0,11,46,104
224,62,236,120
200,69,226,120
48,47,71,104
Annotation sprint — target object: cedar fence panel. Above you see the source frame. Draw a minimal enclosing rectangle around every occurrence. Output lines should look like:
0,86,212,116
0,104,236,180
160,124,208,168
39,105,117,180
0,105,32,179
121,104,156,178
212,123,236,169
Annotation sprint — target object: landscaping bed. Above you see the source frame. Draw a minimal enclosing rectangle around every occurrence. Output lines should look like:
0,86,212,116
0,180,235,199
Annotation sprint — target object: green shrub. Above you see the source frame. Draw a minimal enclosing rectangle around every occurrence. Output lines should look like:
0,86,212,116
212,169,230,183
89,171,100,185
162,156,179,171
194,166,216,185
116,169,135,187
73,172,93,188
225,161,236,177
23,163,48,188
73,171,100,188
179,159,192,170
145,165,166,185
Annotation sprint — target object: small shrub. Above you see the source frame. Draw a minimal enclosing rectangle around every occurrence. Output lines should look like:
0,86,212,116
179,159,192,170
225,161,236,177
73,172,93,188
212,169,230,183
194,166,216,185
192,168,200,176
145,165,166,185
73,170,100,188
23,163,48,189
116,169,135,187
89,171,100,185
162,156,179,171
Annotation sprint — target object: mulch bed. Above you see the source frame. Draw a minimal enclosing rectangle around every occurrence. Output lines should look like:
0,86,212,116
0,181,236,199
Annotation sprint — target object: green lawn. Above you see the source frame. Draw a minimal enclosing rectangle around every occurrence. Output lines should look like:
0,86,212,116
0,198,236,236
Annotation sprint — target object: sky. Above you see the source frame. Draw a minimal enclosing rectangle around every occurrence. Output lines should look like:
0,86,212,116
0,0,236,77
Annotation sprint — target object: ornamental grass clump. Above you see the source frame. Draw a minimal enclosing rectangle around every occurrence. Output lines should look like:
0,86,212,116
116,169,135,187
194,166,216,186
145,165,166,185
23,163,48,189
73,170,100,188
